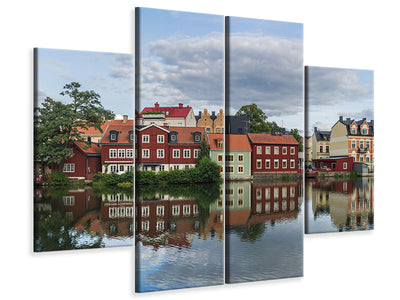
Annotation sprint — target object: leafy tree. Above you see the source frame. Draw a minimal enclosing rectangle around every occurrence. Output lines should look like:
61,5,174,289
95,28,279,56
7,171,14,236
289,128,303,152
34,82,114,171
196,134,210,165
235,103,271,133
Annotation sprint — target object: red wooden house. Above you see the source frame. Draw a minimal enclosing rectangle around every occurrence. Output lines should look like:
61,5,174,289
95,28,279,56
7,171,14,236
247,133,299,175
52,141,101,180
100,123,134,174
312,156,354,172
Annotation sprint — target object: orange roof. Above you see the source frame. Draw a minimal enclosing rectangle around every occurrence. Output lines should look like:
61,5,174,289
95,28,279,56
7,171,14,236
167,126,206,144
207,133,224,151
101,123,133,144
247,133,299,145
226,134,252,151
74,141,101,155
77,119,134,136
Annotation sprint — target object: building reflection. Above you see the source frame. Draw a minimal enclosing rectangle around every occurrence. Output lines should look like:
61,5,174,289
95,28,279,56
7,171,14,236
135,189,224,249
307,178,374,231
226,181,302,228
34,187,134,240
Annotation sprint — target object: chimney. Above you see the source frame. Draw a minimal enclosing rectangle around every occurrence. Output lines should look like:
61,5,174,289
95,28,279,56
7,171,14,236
314,127,317,132
123,115,128,123
178,103,183,108
362,117,366,121
339,116,343,121
199,111,202,117
154,102,159,110
346,118,351,121
212,111,216,117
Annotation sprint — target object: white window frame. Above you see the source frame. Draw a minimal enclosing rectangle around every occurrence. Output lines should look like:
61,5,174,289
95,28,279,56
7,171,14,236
109,149,117,158
118,149,125,158
274,147,279,155
156,205,164,216
238,154,244,162
172,205,180,216
290,159,295,168
343,162,348,170
282,147,287,155
256,159,262,169
142,135,149,143
265,146,271,154
141,206,149,217
183,149,191,159
142,149,150,158
156,221,164,231
157,149,164,158
173,149,180,158
141,221,149,231
290,147,295,155
265,159,271,169
257,146,262,154
282,159,287,169
274,159,279,169
183,205,191,216
194,149,200,158
157,135,164,143
126,149,133,158
238,165,244,173
63,163,75,173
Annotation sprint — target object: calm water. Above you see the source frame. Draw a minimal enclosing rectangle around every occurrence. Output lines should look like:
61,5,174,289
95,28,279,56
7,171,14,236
135,183,224,292
34,186,133,251
225,180,304,283
305,177,374,233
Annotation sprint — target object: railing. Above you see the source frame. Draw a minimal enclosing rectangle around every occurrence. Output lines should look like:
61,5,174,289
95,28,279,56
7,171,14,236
358,147,368,153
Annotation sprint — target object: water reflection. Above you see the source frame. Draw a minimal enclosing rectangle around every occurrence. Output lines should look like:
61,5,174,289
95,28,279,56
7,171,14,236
226,180,303,283
305,177,374,233
135,183,224,293
34,186,133,252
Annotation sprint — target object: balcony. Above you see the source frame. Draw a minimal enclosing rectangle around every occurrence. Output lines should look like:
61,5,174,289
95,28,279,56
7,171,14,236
358,147,368,153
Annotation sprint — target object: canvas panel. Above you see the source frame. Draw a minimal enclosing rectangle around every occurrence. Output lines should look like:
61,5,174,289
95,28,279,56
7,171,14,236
33,48,134,251
304,66,374,233
134,7,225,292
225,16,304,283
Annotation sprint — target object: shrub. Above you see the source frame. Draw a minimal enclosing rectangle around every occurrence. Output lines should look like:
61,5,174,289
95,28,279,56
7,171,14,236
50,171,70,186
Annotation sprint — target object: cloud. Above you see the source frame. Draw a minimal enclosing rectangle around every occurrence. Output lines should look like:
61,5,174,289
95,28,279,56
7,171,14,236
140,33,224,109
108,53,133,79
307,67,373,106
337,108,374,120
228,34,303,117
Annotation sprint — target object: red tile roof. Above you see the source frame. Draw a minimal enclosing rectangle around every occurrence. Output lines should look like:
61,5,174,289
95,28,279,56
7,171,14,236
207,133,224,151
101,123,133,144
226,134,252,151
74,141,101,155
139,102,192,118
77,119,134,136
247,133,299,145
167,126,206,144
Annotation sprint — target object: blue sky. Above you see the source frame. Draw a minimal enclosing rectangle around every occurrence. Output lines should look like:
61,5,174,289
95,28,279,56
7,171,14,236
306,66,374,136
35,48,134,119
137,7,224,115
227,16,304,131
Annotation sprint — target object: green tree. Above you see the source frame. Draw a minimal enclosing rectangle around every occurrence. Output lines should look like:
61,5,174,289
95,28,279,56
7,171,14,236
235,103,271,133
289,128,303,152
34,82,114,171
196,134,210,165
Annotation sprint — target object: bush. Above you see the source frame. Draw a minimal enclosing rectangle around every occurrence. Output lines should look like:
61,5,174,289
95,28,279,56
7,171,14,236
50,171,70,186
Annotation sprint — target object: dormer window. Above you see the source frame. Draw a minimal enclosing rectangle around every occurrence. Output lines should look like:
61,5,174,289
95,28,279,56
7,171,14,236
351,127,357,134
169,131,178,143
193,132,201,143
109,130,119,142
362,127,368,135
129,130,134,143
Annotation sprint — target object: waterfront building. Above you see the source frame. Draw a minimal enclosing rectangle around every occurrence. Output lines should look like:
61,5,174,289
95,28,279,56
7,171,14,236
247,133,299,175
208,133,224,174
311,127,331,160
137,102,197,127
196,109,224,133
225,134,252,180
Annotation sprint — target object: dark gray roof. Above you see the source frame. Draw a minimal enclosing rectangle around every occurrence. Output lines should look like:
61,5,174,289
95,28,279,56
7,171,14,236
338,117,374,137
314,128,331,141
226,116,251,134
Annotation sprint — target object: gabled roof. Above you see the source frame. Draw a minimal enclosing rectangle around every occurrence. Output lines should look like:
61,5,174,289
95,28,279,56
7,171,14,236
314,129,331,141
247,133,299,145
74,141,101,155
100,123,133,144
226,134,252,151
337,117,374,137
207,133,224,151
77,119,134,136
167,126,206,144
139,102,192,118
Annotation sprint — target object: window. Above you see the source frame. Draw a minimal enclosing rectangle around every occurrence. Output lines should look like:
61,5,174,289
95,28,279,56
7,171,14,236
362,128,368,135
290,159,295,168
157,149,164,158
343,162,348,169
110,133,116,141
257,159,262,169
351,127,356,134
265,146,271,154
218,140,223,148
226,188,234,195
63,164,75,173
256,188,262,200
226,155,234,162
173,165,179,170
216,128,220,133
238,166,244,173
265,203,271,213
256,203,262,213
173,149,180,158
360,140,364,148
218,155,223,162
351,140,356,149
265,159,271,169
141,221,149,231
127,165,133,172
183,205,191,215
274,159,279,169
265,188,270,199
109,149,117,158
274,187,279,199
183,149,191,158
118,149,125,158
366,140,370,149
170,134,177,142
142,149,149,158
193,205,199,215
155,206,164,216
282,147,287,155
119,165,124,172
194,134,201,142
274,202,279,212
320,146,323,153
282,187,287,199
126,149,133,158
194,149,200,158
238,154,244,162
282,159,287,168
63,196,75,206
156,221,164,231
290,187,295,198
226,166,234,173
172,205,180,216
238,188,244,195
206,127,211,132
129,133,134,142
290,147,295,155
110,165,117,173
142,206,149,217
257,146,262,154
326,146,329,153
274,147,279,155
159,165,165,171
238,199,244,207
157,135,164,143
142,135,149,143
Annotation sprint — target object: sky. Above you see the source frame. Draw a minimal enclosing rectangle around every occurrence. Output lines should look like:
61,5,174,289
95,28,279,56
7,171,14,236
35,48,134,119
306,66,374,136
137,7,224,115
227,16,304,131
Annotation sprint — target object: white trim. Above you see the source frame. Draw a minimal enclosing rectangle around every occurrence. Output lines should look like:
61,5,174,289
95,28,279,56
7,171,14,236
138,123,170,133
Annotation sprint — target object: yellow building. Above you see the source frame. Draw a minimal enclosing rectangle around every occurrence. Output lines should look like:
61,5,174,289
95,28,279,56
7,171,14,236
311,127,331,160
196,108,224,133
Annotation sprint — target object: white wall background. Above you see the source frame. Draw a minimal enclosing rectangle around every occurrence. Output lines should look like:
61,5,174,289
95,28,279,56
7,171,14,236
1,0,398,299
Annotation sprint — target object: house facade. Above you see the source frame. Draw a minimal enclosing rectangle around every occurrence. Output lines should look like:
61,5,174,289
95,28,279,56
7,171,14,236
208,133,224,174
100,123,134,174
311,127,331,159
330,116,374,168
137,102,197,127
196,109,224,133
247,133,299,175
136,124,206,172
226,116,251,134
312,156,354,172
225,134,252,180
